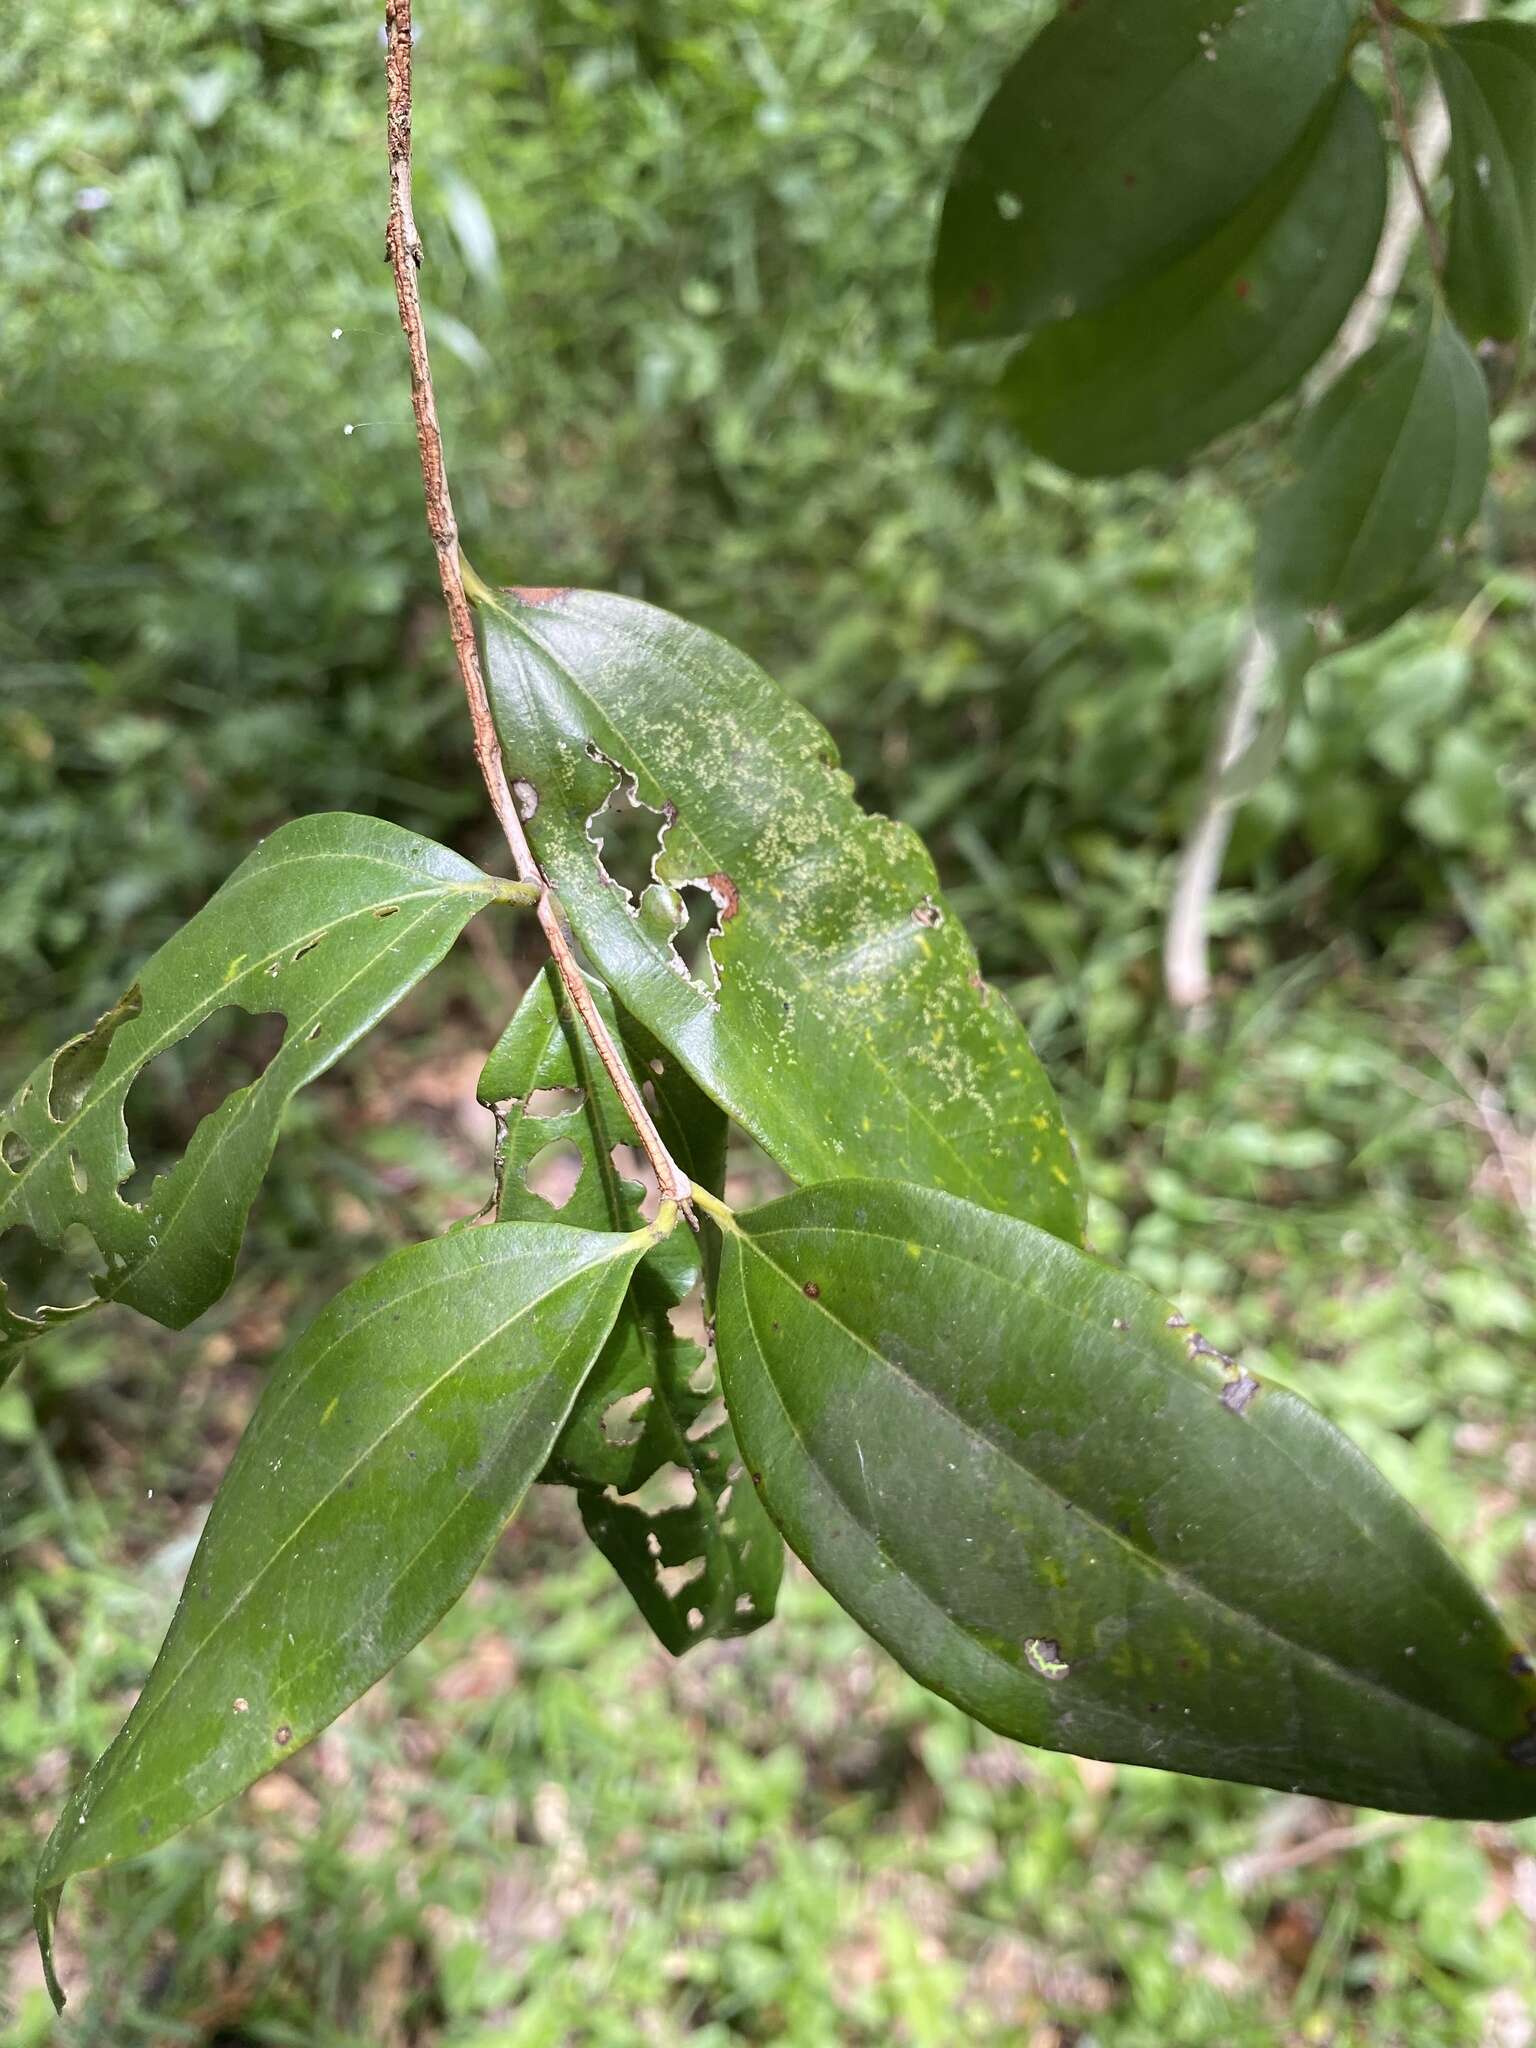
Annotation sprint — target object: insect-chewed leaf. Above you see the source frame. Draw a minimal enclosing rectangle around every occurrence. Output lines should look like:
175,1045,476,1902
479,966,781,1650
1255,311,1490,637
0,814,520,1378
931,0,1356,344
479,587,1081,1243
34,1217,648,2011
1433,23,1536,346
713,1179,1536,1818
998,82,1387,476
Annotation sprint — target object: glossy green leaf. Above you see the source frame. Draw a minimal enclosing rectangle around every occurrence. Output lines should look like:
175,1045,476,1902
932,0,1356,343
35,1217,648,2009
997,83,1387,476
714,1179,1536,1818
1255,312,1490,636
480,965,781,1650
1433,23,1536,345
0,815,525,1378
479,587,1081,1242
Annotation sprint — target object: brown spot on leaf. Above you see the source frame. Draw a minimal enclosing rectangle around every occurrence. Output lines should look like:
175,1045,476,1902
509,586,571,606
708,872,740,922
274,1724,293,1747
1188,1331,1236,1369
1220,1373,1260,1417
803,1281,821,1299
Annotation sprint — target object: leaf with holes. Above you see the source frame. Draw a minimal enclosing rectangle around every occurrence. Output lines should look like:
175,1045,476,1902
1255,310,1490,637
479,587,1081,1243
1433,22,1536,345
996,81,1386,476
931,0,1356,344
0,815,522,1379
479,965,781,1649
35,1215,650,2010
713,1179,1536,1818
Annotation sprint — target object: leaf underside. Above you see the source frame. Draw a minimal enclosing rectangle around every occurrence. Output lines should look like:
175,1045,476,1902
997,81,1387,476
715,1179,1536,1819
35,1218,646,2009
480,587,1082,1243
0,815,505,1378
481,964,781,1650
1433,23,1536,346
931,0,1356,343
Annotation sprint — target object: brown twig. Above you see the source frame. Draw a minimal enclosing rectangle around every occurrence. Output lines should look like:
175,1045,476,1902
382,0,692,1212
1374,0,1445,276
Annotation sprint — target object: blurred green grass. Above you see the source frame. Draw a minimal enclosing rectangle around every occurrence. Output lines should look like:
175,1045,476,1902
3,0,1536,2041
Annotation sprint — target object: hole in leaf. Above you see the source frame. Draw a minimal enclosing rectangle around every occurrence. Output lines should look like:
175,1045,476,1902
0,1221,106,1319
686,1396,728,1444
611,1142,661,1222
292,937,324,964
120,1006,286,1207
670,884,726,990
657,1557,706,1598
372,904,401,920
613,1463,696,1515
523,1139,584,1210
524,1086,583,1119
586,773,670,905
686,1607,704,1632
601,1387,652,1446
1,1131,30,1173
48,984,145,1123
687,1355,716,1396
68,1149,87,1194
717,1484,733,1512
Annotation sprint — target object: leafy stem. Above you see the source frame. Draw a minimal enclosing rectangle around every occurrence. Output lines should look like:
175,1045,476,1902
381,0,693,1216
1373,0,1446,275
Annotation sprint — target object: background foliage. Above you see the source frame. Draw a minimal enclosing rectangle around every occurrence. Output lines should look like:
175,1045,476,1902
2,0,1535,2040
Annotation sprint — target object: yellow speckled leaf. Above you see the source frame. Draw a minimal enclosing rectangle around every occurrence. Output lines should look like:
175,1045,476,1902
480,587,1080,1240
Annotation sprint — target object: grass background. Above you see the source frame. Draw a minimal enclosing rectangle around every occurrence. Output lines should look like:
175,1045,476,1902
3,0,1536,2040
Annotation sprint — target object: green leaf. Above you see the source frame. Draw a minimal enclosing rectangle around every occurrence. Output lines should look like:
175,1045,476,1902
931,0,1357,343
1433,23,1536,345
480,966,781,1650
713,1179,1536,1818
997,83,1387,476
1255,311,1490,635
479,588,1081,1242
35,1216,648,2010
0,815,524,1379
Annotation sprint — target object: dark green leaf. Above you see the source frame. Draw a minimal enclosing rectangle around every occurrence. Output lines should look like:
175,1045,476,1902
932,0,1356,343
35,1216,648,2009
714,1179,1536,1818
997,83,1387,476
479,588,1081,1241
480,966,781,1649
0,816,524,1379
1255,312,1490,635
1433,23,1536,345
